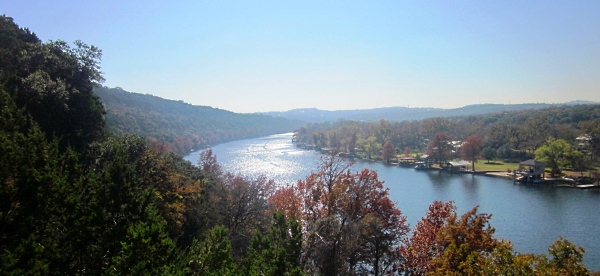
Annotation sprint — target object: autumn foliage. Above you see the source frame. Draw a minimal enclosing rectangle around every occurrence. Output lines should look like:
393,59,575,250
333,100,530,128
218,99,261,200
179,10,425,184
271,156,594,275
461,135,484,171
271,154,409,275
400,201,456,274
269,154,596,275
382,141,397,164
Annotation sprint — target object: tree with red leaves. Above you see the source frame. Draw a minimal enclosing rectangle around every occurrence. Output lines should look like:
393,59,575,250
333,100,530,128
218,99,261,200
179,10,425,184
399,201,455,275
382,141,397,164
270,154,409,276
399,201,499,275
461,135,484,171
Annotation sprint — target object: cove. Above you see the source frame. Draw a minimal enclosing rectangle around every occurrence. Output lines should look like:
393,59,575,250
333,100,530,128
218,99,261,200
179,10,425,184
185,133,600,269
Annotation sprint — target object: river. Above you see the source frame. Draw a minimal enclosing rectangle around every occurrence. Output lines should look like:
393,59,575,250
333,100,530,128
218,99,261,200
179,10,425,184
185,133,600,269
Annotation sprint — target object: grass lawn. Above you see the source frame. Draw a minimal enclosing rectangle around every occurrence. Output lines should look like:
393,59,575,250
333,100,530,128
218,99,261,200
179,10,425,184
472,160,594,178
471,160,520,172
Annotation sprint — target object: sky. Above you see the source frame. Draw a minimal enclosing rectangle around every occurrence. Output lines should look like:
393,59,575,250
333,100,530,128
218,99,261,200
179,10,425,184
3,1,600,113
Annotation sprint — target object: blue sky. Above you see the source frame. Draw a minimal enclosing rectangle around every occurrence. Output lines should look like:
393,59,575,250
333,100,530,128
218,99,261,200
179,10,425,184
4,1,600,113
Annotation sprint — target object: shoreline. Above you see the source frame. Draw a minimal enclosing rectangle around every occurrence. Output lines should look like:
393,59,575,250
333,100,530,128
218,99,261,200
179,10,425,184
480,171,599,189
294,144,600,190
362,156,600,189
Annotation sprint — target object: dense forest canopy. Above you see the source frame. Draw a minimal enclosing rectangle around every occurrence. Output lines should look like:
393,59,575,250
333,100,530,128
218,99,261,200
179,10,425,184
1,15,597,275
95,86,305,155
0,15,106,152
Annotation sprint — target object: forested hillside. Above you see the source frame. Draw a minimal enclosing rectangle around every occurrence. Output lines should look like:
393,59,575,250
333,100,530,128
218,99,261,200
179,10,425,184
294,104,600,175
95,86,305,154
264,102,597,123
1,15,595,275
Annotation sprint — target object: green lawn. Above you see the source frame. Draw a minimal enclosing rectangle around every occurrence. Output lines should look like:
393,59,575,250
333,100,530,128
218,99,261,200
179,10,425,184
404,154,521,172
471,160,520,172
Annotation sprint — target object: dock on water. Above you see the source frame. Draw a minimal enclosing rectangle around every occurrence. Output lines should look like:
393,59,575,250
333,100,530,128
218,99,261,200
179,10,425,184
555,183,600,189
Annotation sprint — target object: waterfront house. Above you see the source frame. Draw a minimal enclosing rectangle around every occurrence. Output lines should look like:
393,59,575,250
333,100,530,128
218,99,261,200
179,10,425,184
516,159,545,182
399,156,416,167
419,154,433,168
445,160,471,172
576,134,591,154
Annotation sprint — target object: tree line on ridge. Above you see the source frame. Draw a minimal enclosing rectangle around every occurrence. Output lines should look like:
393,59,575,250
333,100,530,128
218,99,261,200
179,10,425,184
294,105,600,176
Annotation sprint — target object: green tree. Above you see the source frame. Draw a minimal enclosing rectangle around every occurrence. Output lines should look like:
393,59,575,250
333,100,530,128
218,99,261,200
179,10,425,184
566,149,587,176
358,136,382,160
187,226,238,275
496,143,514,161
0,16,106,152
536,237,589,275
580,120,600,162
0,88,57,274
244,213,303,276
427,132,453,166
419,118,454,141
482,147,496,164
534,137,571,177
108,207,183,275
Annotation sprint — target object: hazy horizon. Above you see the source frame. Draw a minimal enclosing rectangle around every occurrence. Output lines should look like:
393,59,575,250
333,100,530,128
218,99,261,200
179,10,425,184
5,1,600,113
106,85,595,114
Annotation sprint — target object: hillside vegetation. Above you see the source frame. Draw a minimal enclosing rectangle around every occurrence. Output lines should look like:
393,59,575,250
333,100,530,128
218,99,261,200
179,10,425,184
294,104,600,176
1,15,596,275
95,86,305,154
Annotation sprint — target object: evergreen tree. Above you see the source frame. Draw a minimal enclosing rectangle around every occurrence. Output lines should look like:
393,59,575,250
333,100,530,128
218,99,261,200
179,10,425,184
187,226,238,275
0,15,106,153
244,213,303,276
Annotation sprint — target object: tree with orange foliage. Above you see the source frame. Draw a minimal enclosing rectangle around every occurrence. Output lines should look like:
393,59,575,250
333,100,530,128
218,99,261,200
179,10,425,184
399,201,499,275
461,135,484,171
399,201,455,275
431,205,498,275
270,154,408,276
382,141,397,164
198,148,222,176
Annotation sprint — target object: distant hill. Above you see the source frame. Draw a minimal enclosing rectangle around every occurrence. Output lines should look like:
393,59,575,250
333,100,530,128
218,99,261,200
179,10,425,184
262,102,599,123
94,86,305,154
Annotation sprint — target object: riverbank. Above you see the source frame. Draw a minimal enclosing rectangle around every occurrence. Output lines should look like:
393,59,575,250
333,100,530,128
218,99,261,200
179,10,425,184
483,171,600,189
349,154,600,189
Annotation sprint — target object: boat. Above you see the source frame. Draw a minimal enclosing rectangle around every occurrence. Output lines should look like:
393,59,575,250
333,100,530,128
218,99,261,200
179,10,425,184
414,162,428,170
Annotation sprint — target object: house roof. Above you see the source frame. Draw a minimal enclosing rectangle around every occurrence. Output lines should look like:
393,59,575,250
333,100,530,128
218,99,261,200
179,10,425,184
576,135,591,141
399,156,416,160
520,159,545,166
448,161,470,167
